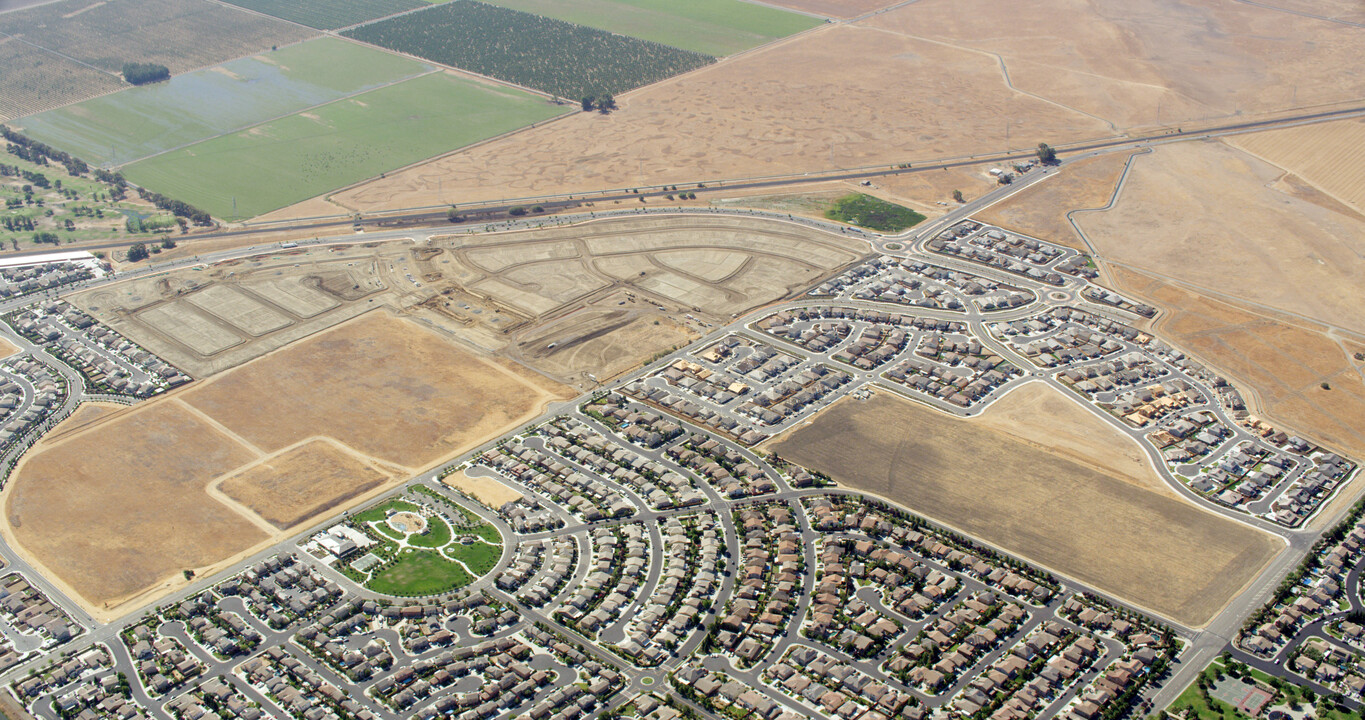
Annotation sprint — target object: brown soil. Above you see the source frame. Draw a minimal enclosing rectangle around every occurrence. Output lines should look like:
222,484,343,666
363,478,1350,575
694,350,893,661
442,470,523,509
514,308,696,385
974,382,1172,497
217,440,395,530
182,310,566,468
1074,141,1365,336
1229,117,1365,215
0,337,19,360
770,392,1282,627
760,0,890,18
1111,269,1365,469
975,152,1135,249
326,24,1113,213
4,401,266,610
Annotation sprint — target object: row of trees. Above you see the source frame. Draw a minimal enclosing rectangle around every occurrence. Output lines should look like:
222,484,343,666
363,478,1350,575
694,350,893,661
580,93,616,112
0,126,89,176
134,187,212,226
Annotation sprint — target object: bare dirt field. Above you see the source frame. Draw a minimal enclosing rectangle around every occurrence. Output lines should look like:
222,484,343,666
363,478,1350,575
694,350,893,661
867,0,1365,130
1229,117,1365,215
512,306,696,384
3,401,266,613
1074,141,1365,336
443,470,523,509
975,152,1135,249
1110,266,1365,468
0,337,19,360
770,392,1282,626
326,24,1113,213
216,440,395,530
182,310,566,468
974,382,1171,497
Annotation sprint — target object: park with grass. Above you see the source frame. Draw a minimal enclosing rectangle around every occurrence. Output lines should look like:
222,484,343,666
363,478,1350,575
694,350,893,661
825,193,926,233
1168,656,1362,720
337,491,504,597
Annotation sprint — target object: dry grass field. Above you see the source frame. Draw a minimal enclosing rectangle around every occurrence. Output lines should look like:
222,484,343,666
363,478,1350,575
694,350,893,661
975,382,1171,497
443,470,523,509
182,311,565,468
0,337,19,360
327,24,1113,212
770,392,1281,626
975,152,1135,249
1074,141,1365,336
3,401,265,613
762,0,883,18
37,401,120,444
1110,267,1365,468
1230,117,1365,215
867,0,1365,130
216,440,394,530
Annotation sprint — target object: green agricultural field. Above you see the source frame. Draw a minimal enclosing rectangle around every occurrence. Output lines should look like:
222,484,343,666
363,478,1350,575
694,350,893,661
18,38,430,166
825,193,926,233
123,72,566,220
484,0,819,57
344,1,714,98
216,0,427,30
367,552,472,596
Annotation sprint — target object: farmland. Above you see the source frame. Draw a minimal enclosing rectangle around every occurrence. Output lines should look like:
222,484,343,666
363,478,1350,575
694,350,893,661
482,0,821,57
0,41,124,122
769,392,1282,626
122,71,564,219
0,0,315,77
216,0,427,30
17,38,431,166
343,1,714,98
1230,117,1365,215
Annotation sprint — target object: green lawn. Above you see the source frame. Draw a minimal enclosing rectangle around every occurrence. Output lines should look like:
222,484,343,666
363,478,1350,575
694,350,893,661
482,0,820,56
473,524,502,544
825,193,926,233
448,539,501,575
353,499,420,524
366,552,472,596
123,72,565,219
19,38,429,166
408,516,453,548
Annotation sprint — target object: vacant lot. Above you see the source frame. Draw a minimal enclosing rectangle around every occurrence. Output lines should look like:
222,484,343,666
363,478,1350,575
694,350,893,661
974,152,1135,250
1075,141,1365,336
0,40,123,121
483,0,819,56
344,1,713,98
217,0,425,30
136,302,244,356
1230,118,1365,215
185,285,292,336
1111,266,1365,471
329,23,1113,212
183,310,564,467
976,382,1171,497
124,71,563,219
0,0,315,76
514,308,694,383
217,440,393,530
17,38,430,165
443,470,523,508
0,337,18,360
4,401,265,614
771,393,1281,626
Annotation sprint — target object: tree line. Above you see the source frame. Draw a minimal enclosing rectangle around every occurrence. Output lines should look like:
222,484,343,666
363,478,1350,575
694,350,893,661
1,126,89,177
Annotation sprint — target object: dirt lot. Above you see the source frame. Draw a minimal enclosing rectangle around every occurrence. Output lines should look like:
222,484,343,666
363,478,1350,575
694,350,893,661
1074,141,1365,336
216,440,395,530
442,470,523,509
326,23,1113,212
182,310,566,468
512,306,696,384
1230,117,1365,215
3,400,266,615
770,392,1282,627
975,152,1136,249
1110,266,1365,469
0,337,19,360
974,382,1171,497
